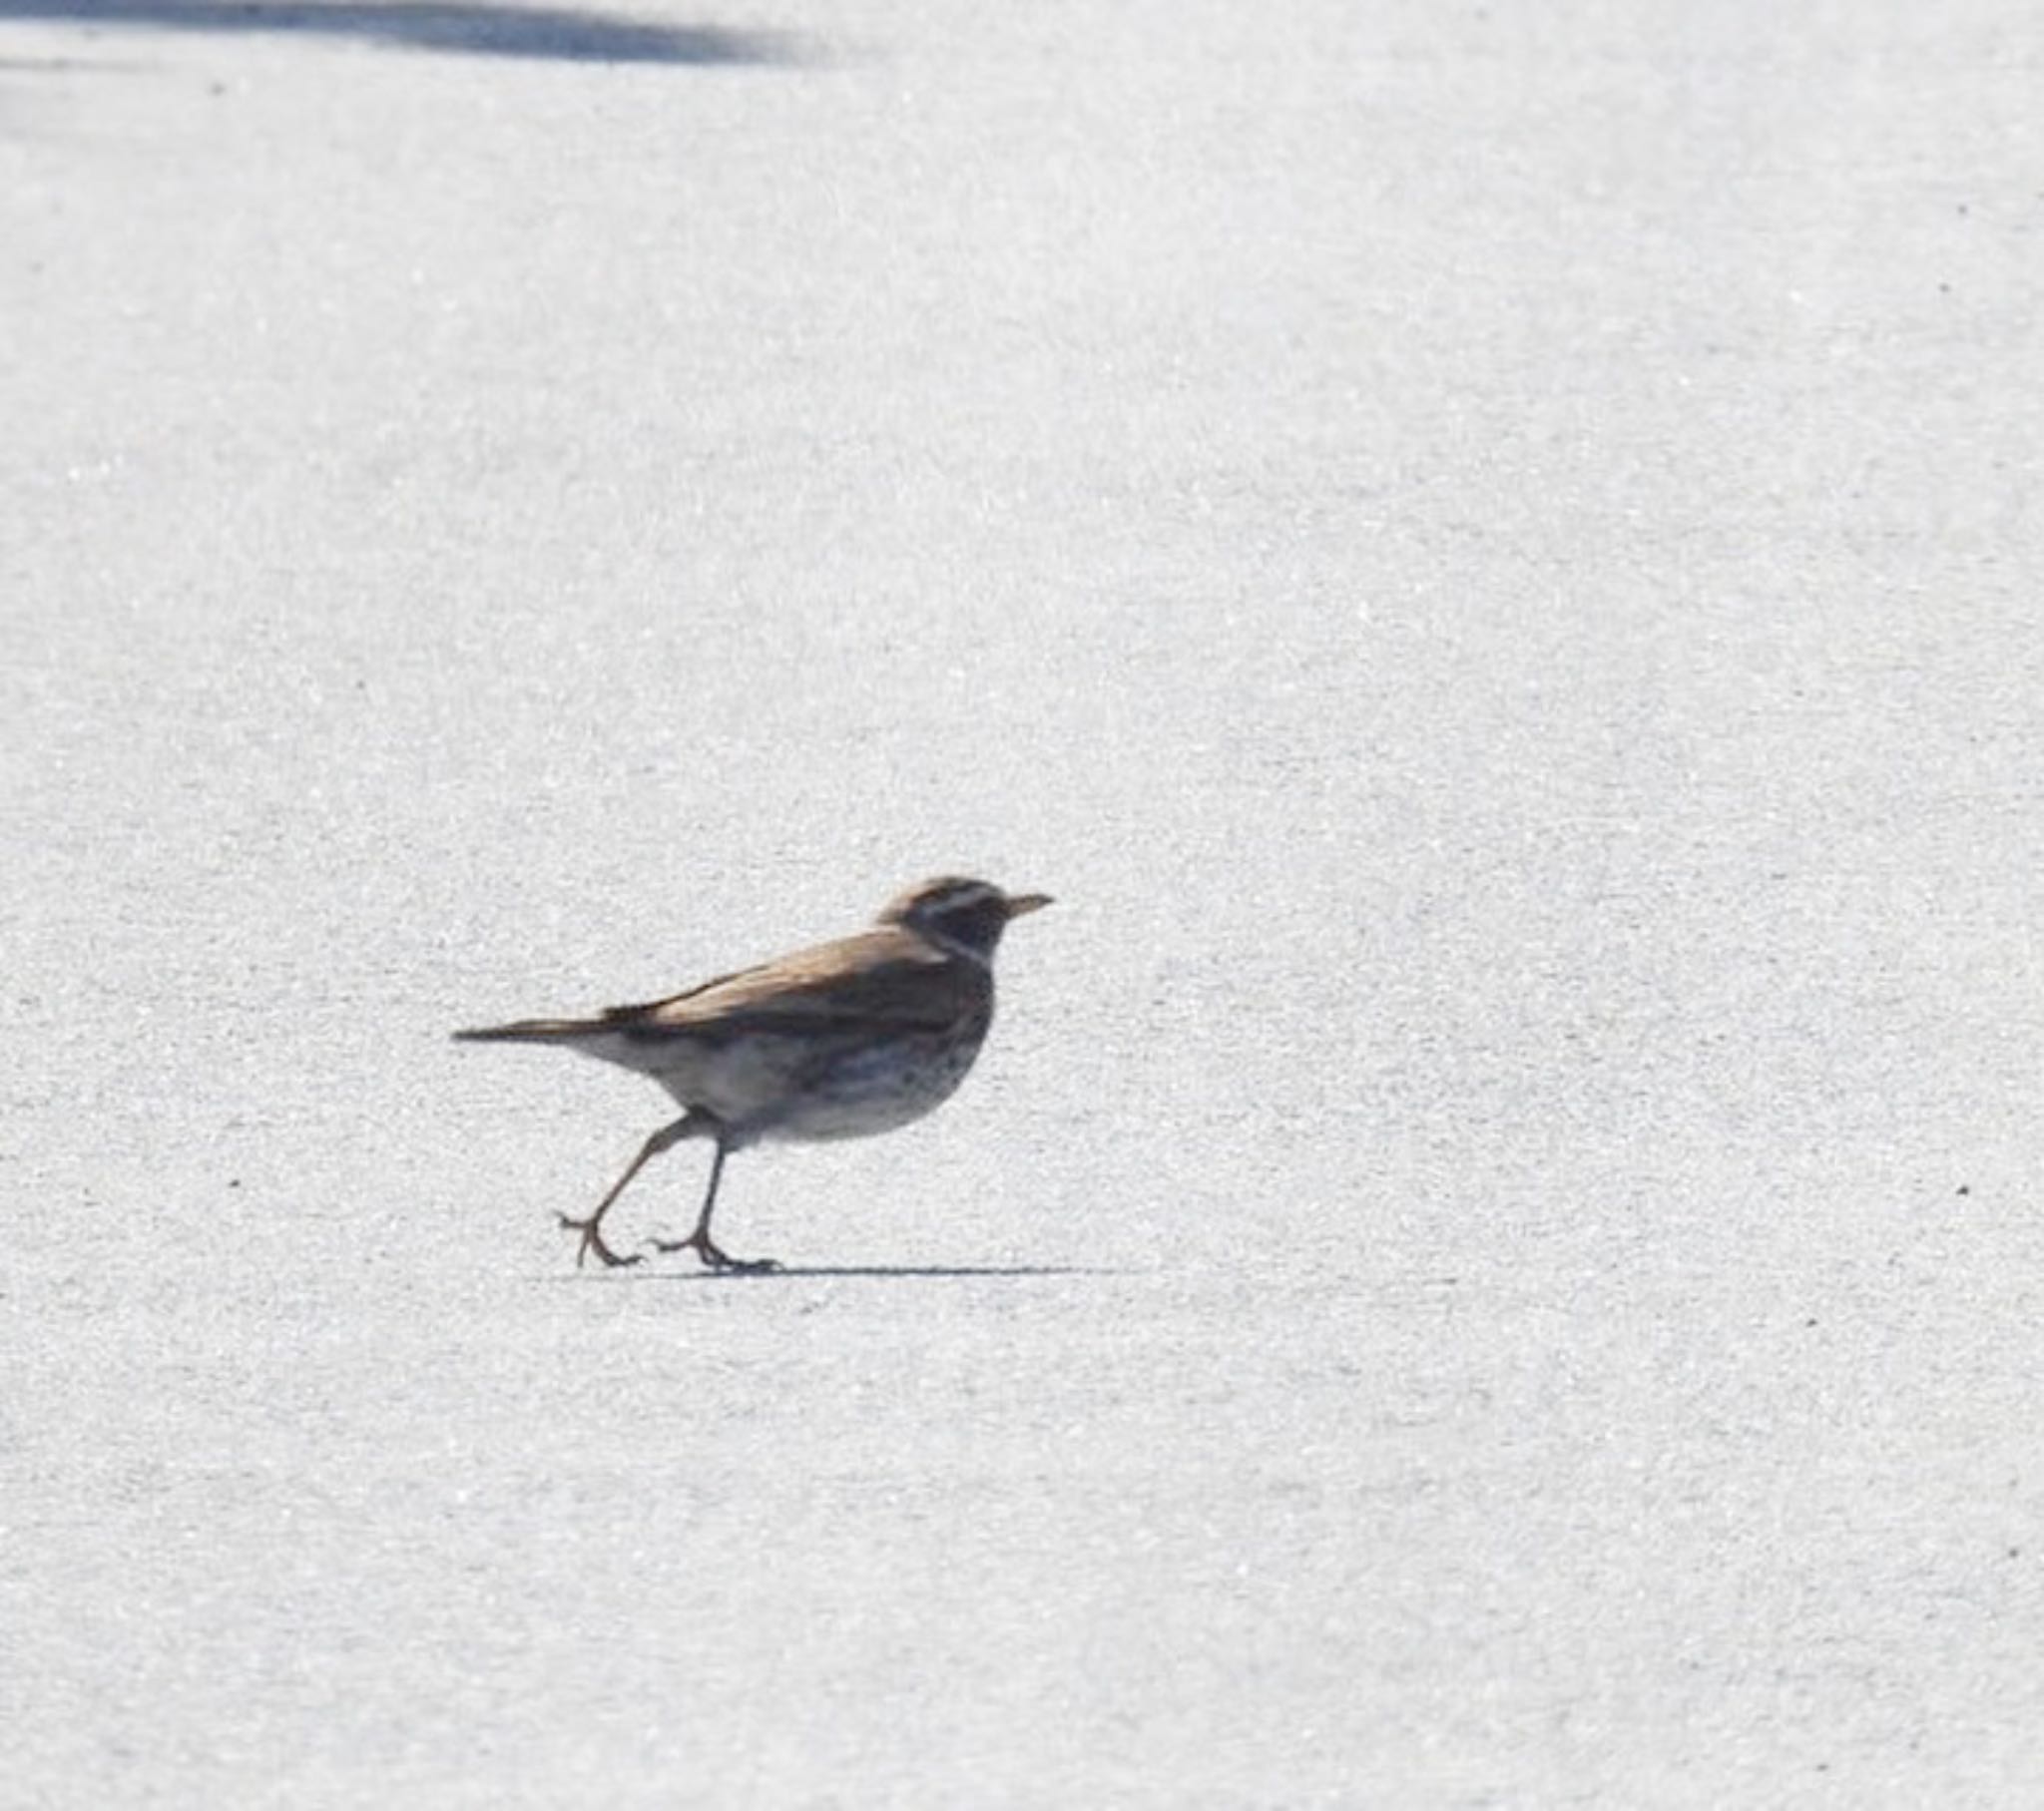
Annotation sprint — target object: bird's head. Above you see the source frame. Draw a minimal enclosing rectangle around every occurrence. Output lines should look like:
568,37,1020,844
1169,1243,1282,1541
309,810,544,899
879,875,1052,963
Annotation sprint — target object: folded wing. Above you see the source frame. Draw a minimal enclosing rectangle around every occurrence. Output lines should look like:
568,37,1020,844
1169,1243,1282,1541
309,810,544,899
602,927,978,1044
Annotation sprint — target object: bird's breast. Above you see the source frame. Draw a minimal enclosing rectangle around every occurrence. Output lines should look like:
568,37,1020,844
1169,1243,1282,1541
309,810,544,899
762,1021,992,1143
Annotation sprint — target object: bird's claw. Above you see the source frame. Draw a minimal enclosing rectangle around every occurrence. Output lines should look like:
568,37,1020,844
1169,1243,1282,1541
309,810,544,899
649,1231,779,1274
558,1211,643,1270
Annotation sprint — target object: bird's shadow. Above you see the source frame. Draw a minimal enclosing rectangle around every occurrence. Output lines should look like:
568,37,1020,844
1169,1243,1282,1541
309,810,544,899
537,1262,1115,1283
680,1262,1109,1282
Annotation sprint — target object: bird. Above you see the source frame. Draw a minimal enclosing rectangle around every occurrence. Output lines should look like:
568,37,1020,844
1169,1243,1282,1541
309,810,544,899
452,876,1051,1272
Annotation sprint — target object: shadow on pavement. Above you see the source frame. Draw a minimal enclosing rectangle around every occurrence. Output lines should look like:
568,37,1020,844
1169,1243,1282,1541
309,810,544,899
673,1263,1113,1281
0,1,798,65
534,1263,1115,1282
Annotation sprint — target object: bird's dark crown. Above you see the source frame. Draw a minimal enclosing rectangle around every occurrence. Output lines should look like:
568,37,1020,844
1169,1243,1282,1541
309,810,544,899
878,876,1043,961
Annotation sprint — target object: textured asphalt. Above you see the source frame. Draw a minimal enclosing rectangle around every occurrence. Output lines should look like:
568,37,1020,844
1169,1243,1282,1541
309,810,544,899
5,1,2043,1803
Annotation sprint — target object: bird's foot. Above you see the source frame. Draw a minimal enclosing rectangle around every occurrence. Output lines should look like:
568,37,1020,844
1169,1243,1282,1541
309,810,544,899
649,1229,779,1274
558,1211,644,1270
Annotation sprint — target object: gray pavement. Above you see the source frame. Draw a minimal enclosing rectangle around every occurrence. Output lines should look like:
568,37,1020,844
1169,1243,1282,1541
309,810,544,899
5,0,2043,1803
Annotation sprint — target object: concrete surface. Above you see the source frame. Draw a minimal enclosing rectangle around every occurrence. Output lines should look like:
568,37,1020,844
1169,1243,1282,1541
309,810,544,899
4,0,2042,1803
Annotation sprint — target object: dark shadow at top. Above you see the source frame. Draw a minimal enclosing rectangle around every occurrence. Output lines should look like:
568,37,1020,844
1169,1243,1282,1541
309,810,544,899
0,1,798,65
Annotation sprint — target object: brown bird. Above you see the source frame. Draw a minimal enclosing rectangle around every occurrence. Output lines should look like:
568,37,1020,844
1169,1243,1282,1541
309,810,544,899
453,876,1051,1271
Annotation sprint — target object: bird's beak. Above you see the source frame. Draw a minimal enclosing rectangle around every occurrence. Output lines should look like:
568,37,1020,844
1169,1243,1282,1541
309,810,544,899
1004,891,1053,919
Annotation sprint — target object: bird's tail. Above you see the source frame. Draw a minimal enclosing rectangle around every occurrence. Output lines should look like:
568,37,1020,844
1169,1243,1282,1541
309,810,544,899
451,1018,603,1046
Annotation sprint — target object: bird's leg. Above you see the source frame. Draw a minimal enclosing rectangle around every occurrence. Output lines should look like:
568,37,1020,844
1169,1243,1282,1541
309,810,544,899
649,1133,778,1273
560,1114,703,1270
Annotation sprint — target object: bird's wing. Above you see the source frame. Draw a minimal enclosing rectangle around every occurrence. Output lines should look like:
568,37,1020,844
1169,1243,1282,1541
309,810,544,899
601,928,974,1042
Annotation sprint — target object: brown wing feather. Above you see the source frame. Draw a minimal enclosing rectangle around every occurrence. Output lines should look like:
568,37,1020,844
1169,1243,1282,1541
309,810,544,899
602,927,978,1041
